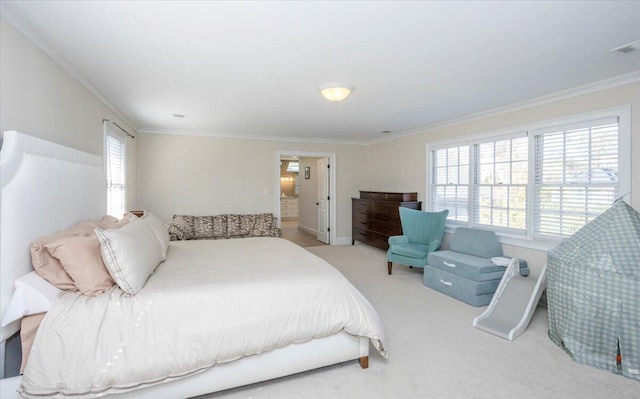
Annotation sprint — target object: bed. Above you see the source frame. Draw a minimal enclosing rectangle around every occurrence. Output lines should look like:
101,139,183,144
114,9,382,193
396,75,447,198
0,131,386,398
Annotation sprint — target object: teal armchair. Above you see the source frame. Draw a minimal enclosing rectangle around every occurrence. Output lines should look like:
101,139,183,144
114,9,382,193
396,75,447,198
387,208,449,275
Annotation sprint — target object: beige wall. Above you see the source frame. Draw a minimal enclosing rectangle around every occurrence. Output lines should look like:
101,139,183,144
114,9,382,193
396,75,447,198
0,18,137,211
364,81,640,276
135,133,366,241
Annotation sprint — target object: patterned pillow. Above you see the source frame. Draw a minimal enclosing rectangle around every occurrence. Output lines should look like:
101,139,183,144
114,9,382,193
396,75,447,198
167,215,194,240
227,214,255,237
193,216,214,239
211,215,227,238
250,213,276,237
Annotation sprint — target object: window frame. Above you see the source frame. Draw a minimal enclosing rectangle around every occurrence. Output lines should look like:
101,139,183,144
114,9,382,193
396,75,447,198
426,105,631,249
429,140,470,225
532,116,621,241
103,122,127,218
469,131,529,235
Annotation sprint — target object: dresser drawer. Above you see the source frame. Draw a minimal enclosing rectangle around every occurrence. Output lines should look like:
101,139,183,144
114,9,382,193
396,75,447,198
352,199,373,219
352,227,370,241
352,228,388,250
373,202,401,223
372,220,402,236
352,216,373,229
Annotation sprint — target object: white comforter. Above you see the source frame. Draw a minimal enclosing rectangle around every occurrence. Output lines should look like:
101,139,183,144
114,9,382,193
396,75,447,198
20,238,386,398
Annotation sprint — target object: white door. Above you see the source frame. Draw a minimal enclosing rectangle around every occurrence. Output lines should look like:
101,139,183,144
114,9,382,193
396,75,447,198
316,157,330,244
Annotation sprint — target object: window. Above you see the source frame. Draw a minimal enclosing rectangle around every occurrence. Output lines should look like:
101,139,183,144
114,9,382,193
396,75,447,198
533,117,619,238
430,143,469,222
104,126,126,218
428,107,629,243
286,161,299,173
472,134,528,232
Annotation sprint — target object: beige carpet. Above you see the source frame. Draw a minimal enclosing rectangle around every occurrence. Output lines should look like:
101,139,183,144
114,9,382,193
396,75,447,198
204,244,638,398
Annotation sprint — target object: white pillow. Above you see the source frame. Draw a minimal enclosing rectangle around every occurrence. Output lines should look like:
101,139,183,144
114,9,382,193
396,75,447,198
96,218,164,295
141,211,170,260
1,272,60,327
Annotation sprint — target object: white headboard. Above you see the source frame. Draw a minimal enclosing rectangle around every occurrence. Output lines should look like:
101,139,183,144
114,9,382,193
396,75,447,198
0,131,106,342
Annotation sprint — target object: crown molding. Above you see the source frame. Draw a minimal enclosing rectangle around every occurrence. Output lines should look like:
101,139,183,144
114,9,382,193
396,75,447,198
366,71,640,146
0,2,139,131
137,128,366,146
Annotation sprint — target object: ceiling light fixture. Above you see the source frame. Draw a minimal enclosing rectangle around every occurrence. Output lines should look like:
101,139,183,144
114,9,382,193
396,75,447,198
610,40,640,54
319,83,352,102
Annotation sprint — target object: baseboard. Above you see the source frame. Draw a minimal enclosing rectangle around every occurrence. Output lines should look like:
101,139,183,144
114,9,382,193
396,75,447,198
298,223,316,235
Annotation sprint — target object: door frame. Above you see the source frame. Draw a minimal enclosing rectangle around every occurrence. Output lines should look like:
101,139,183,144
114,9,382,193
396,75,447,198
275,150,337,245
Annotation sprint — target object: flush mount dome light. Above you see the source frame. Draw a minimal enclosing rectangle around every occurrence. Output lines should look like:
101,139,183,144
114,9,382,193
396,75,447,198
319,83,352,102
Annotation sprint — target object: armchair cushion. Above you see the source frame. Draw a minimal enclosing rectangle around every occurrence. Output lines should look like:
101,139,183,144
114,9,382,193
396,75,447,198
390,243,429,259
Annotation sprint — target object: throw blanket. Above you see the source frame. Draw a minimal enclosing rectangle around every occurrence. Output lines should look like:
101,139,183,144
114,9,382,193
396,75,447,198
20,238,386,398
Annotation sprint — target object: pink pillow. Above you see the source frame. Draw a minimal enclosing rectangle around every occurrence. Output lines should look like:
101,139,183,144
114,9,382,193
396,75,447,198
45,235,115,296
30,216,133,291
30,220,99,290
99,214,135,229
97,215,119,228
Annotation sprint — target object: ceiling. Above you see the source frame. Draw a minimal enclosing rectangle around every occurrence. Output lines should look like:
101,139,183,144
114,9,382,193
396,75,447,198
2,1,639,144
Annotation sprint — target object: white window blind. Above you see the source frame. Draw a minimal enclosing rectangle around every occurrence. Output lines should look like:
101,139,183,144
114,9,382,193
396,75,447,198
426,107,628,245
430,143,469,222
472,134,528,232
105,128,126,218
533,117,619,238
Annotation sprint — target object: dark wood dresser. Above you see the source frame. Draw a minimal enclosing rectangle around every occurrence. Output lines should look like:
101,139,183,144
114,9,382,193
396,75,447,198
352,191,422,250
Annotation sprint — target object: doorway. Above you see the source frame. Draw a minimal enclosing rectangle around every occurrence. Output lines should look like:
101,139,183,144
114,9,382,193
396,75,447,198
276,151,336,246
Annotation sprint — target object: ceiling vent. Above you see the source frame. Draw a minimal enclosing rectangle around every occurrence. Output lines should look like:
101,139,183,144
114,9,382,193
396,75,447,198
610,40,640,54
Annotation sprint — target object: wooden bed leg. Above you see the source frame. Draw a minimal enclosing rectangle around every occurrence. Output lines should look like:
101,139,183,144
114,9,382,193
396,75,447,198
387,261,392,275
358,356,369,369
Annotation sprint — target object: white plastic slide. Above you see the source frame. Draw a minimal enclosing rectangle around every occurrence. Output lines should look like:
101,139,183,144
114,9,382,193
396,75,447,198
472,258,547,340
